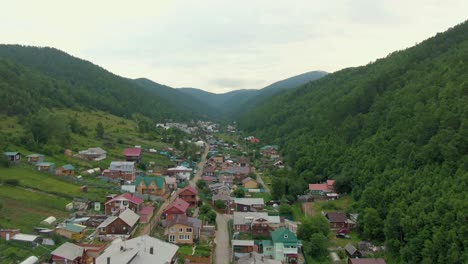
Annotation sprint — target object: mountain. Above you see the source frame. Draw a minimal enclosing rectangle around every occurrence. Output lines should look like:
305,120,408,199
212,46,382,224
179,70,327,117
0,45,202,121
132,78,215,117
240,21,467,263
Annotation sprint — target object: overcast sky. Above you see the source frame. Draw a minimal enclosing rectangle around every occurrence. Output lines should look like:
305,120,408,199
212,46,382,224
2,1,467,93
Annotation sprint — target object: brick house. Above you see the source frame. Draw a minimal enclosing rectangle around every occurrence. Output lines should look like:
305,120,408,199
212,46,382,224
166,215,202,245
178,186,198,208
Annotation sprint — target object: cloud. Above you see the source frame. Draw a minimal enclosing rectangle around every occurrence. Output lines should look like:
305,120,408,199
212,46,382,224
210,78,267,90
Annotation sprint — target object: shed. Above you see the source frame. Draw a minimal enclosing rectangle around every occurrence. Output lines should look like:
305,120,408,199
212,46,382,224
19,256,39,264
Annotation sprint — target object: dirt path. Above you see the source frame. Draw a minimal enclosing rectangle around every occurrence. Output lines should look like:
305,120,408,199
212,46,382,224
189,142,209,187
215,213,232,264
252,167,270,193
302,202,316,217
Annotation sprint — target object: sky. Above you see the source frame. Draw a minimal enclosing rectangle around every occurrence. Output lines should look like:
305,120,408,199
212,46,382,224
2,1,467,93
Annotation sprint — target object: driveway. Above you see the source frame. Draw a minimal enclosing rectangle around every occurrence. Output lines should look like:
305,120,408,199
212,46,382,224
215,213,232,264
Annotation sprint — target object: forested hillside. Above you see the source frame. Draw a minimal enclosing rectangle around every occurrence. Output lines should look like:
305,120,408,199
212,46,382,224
241,21,468,263
0,45,201,120
179,71,326,117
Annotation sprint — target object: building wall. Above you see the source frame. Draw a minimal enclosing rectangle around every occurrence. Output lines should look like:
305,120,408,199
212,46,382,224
168,223,194,245
98,218,132,235
105,201,140,215
243,181,258,189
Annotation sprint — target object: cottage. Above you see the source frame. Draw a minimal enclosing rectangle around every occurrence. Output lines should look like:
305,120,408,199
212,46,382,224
178,185,198,208
135,176,166,196
163,198,190,221
103,161,136,181
242,177,258,189
325,212,349,229
233,212,280,236
3,152,21,163
230,165,251,182
263,228,299,263
235,198,265,212
56,164,75,176
232,240,255,258
55,223,87,241
203,166,216,176
26,154,44,164
166,215,202,245
97,209,140,236
36,162,54,173
51,242,105,264
345,243,362,258
78,147,107,161
124,148,142,163
95,235,178,264
309,180,336,199
104,193,143,215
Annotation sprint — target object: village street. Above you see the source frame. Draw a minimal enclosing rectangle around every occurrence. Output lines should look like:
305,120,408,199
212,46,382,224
189,143,210,187
215,213,232,264
252,167,270,193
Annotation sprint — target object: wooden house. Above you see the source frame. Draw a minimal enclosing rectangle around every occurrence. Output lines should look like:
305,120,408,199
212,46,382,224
242,177,258,189
135,176,166,196
36,162,55,173
97,209,140,236
55,223,86,241
56,164,75,176
325,212,349,229
3,152,21,163
178,186,198,208
104,193,143,215
163,198,190,221
345,243,362,258
26,154,44,164
123,148,142,163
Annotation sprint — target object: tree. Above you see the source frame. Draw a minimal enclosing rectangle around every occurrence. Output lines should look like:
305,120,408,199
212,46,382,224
196,179,206,190
233,188,245,198
96,122,104,138
362,207,383,240
214,200,226,209
297,216,330,240
304,233,328,258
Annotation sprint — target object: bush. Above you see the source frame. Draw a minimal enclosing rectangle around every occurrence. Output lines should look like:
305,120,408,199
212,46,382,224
5,179,20,186
214,200,226,209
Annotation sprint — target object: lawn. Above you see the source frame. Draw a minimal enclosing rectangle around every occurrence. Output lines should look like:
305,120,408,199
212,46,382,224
177,245,193,256
251,192,272,203
0,239,57,263
0,185,70,231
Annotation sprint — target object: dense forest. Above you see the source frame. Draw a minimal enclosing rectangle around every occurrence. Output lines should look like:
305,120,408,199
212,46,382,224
0,45,209,120
241,21,468,263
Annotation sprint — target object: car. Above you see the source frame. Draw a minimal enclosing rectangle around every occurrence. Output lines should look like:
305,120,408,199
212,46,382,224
336,233,351,239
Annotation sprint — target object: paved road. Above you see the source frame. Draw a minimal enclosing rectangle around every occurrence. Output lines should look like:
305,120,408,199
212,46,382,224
215,213,232,264
252,167,270,193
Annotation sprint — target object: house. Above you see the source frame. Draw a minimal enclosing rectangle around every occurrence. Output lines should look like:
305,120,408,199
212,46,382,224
309,180,336,198
218,170,234,185
263,227,299,263
237,251,282,264
163,198,190,221
348,259,387,264
35,162,54,173
345,243,362,258
97,209,140,236
203,166,216,176
103,161,136,181
178,186,198,208
165,177,177,191
242,177,258,189
231,165,251,182
51,242,105,264
232,240,255,258
55,164,75,176
124,148,142,163
135,176,166,196
237,156,249,167
104,193,144,215
139,206,155,224
211,155,224,164
283,219,301,235
3,152,21,163
26,154,44,164
202,176,217,183
166,215,202,245
325,212,348,229
96,235,179,264
233,212,281,236
55,223,87,241
235,198,265,212
78,147,107,161
166,166,192,181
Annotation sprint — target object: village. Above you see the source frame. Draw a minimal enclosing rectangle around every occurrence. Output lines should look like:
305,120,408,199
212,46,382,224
2,121,385,264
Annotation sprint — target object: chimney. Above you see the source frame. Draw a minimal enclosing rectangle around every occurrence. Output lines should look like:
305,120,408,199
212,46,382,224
150,246,154,255
107,257,110,264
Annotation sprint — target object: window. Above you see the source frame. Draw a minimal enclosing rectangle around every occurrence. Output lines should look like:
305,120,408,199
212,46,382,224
284,234,288,238
265,248,271,252
169,235,176,242
179,234,190,240
170,228,176,233
100,228,106,232
179,228,183,232
186,228,192,233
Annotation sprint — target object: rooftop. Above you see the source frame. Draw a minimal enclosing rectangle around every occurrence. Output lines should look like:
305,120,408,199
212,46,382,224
123,148,142,157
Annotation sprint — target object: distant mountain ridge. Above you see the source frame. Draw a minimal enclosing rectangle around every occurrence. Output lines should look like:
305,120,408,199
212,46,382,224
179,70,327,117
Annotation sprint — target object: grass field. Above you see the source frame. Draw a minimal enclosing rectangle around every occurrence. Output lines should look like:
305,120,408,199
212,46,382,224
0,239,56,264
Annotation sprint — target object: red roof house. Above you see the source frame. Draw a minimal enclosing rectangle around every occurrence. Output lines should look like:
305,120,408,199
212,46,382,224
139,205,155,224
123,148,142,163
104,193,144,215
164,198,190,221
178,186,198,208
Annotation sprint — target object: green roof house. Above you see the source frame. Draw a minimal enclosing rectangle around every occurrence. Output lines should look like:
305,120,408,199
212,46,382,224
135,176,166,196
265,227,299,263
3,151,21,163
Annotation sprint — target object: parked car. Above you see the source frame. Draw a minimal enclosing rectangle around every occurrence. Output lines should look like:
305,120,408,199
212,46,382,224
336,233,351,239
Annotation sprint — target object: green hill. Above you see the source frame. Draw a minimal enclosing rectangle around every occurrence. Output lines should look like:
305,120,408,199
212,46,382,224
240,21,468,263
0,45,202,121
